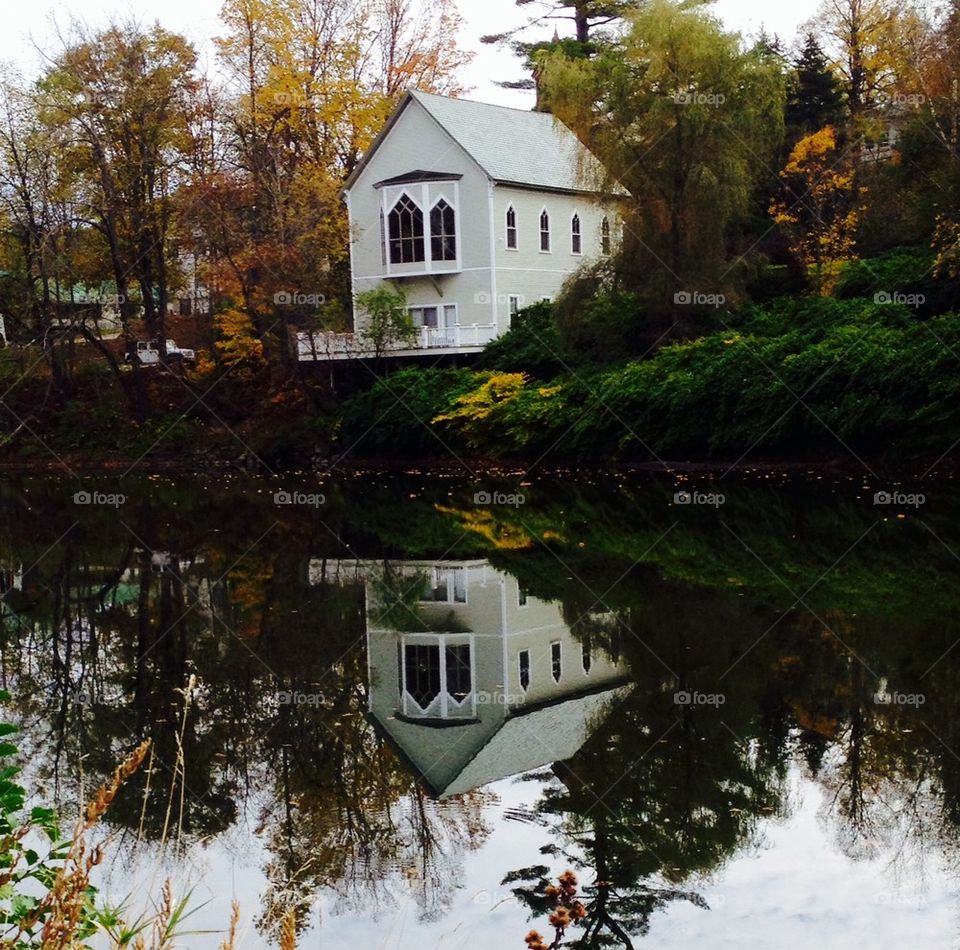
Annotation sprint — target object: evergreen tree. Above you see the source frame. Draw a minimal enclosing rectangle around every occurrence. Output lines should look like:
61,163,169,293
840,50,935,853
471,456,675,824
481,0,635,103
787,32,845,137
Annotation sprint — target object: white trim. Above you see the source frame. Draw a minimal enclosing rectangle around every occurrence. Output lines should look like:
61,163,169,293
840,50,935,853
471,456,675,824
421,183,432,273
346,191,359,310
382,189,391,278
500,574,510,713
353,264,580,282
454,180,462,268
487,180,498,325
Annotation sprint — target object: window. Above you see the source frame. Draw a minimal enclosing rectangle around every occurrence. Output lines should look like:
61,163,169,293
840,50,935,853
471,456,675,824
388,193,424,263
401,636,474,717
506,206,518,249
430,198,456,261
445,643,472,701
411,305,439,328
404,642,441,708
419,564,466,599
518,649,530,691
409,304,457,330
517,583,528,606
508,294,522,325
601,217,611,254
539,209,550,252
571,213,582,254
581,637,592,674
551,642,562,682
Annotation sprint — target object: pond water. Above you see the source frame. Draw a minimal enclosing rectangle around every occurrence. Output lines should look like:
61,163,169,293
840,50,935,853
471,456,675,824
3,471,960,948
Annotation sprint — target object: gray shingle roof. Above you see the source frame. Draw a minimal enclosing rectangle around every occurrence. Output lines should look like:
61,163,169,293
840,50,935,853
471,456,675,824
344,90,620,195
409,90,611,194
441,683,633,798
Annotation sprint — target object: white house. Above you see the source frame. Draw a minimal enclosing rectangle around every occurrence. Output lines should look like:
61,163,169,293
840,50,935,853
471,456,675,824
297,90,622,361
310,557,631,797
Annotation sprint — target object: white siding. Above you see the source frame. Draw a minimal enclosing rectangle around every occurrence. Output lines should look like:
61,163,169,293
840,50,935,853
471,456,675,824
345,99,622,345
492,186,615,332
346,98,497,333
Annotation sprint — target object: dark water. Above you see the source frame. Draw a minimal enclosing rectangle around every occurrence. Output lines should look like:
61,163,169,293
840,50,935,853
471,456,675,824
3,472,960,948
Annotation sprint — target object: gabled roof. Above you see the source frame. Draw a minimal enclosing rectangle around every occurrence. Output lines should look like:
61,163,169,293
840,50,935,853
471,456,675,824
344,90,619,196
440,683,632,798
372,681,632,799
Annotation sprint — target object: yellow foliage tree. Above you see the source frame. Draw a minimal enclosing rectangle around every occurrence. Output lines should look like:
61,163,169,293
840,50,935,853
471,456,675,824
214,307,265,369
933,214,960,279
433,372,527,448
769,126,866,294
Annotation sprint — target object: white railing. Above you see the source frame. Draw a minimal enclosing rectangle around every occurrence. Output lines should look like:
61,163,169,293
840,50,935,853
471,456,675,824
297,323,498,361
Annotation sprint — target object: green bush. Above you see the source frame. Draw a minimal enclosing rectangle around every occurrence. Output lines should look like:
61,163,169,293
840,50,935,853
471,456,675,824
834,247,958,316
337,367,478,457
475,303,564,378
337,296,960,462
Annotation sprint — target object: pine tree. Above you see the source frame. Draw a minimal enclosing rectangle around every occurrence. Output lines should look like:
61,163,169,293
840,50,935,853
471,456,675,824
481,0,635,104
787,33,845,137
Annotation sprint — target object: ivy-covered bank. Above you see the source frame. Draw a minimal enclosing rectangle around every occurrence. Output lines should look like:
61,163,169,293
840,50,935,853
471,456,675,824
337,290,960,466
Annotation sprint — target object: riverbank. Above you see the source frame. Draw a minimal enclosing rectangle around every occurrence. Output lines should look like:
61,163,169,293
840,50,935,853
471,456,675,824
4,269,960,475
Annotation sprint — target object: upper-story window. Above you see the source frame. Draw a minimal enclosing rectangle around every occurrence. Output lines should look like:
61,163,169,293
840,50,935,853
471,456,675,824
430,198,456,261
539,209,551,252
388,193,424,263
571,213,582,254
506,206,518,249
601,216,611,254
402,636,473,716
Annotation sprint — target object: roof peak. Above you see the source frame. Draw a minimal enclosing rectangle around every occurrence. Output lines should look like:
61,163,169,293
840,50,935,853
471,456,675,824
408,88,556,120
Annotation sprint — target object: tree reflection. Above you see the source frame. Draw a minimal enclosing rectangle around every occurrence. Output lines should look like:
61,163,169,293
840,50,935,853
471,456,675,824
4,475,960,943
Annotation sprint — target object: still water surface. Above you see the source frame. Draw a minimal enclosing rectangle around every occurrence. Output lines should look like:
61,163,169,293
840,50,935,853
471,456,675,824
3,472,959,948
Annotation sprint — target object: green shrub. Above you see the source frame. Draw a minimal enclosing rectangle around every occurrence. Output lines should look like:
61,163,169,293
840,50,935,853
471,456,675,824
834,247,958,316
336,298,960,462
338,367,478,457
475,303,564,378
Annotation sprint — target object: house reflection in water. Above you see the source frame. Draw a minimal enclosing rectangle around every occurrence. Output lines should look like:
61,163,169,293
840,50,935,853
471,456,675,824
313,558,631,798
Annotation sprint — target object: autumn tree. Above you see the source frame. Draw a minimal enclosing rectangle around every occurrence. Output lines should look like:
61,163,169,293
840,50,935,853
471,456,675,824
769,126,866,292
807,0,899,119
368,0,474,99
38,22,200,356
540,0,785,321
205,0,471,379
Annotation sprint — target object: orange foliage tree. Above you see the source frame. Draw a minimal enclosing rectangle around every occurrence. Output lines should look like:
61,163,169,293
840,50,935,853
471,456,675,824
769,126,866,293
